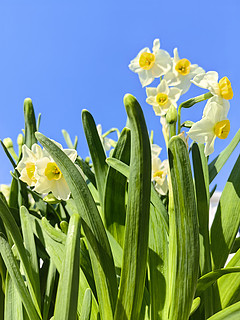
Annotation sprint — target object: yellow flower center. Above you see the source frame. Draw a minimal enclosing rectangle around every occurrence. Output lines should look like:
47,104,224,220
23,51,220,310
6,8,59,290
153,170,164,179
175,58,191,76
219,77,233,100
26,162,37,183
214,120,230,139
45,162,62,180
139,52,155,70
156,93,169,106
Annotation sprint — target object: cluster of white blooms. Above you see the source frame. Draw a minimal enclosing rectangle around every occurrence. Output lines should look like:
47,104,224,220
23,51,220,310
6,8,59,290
129,39,233,157
16,142,77,201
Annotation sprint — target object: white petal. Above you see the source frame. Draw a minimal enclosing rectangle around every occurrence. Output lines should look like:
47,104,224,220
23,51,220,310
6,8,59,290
203,96,230,118
139,70,154,87
151,144,162,158
168,87,182,102
173,48,180,62
157,79,169,94
188,118,214,144
146,87,158,97
64,149,77,162
152,39,160,52
146,96,157,106
204,135,216,156
153,105,167,116
164,71,181,87
52,178,71,201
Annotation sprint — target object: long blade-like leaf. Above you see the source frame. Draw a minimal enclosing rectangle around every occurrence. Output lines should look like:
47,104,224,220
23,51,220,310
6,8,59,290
210,155,240,269
167,136,199,320
35,132,117,319
206,301,240,319
114,94,151,320
54,214,81,320
24,98,37,148
81,288,92,320
4,272,23,320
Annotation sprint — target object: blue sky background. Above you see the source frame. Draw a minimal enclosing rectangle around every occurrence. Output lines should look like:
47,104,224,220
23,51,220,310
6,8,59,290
0,0,239,192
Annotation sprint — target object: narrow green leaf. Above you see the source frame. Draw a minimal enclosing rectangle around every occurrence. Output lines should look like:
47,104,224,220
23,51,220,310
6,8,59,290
24,98,37,148
196,267,240,296
81,288,92,320
20,206,41,306
106,157,169,232
0,195,41,315
192,143,213,317
209,129,240,184
62,129,77,149
210,155,240,269
0,235,41,320
75,157,97,189
42,261,57,320
231,237,240,254
190,297,201,316
168,136,199,320
54,214,81,320
218,248,240,308
0,274,4,320
4,272,23,320
206,301,240,319
0,140,16,168
35,132,118,319
114,94,151,320
104,127,130,246
82,109,108,208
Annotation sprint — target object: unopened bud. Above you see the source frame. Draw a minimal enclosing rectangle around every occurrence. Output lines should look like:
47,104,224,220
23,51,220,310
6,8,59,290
3,137,13,148
166,105,177,124
43,194,61,204
17,134,24,146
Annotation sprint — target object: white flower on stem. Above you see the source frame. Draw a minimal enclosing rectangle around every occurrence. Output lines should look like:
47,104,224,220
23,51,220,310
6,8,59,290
34,141,77,201
188,101,230,156
146,79,181,116
129,39,172,87
16,144,44,187
203,95,230,119
191,71,233,100
97,124,114,152
151,144,168,195
165,48,204,94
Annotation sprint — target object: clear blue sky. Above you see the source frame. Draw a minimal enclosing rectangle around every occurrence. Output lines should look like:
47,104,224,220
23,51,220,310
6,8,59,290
0,1,239,191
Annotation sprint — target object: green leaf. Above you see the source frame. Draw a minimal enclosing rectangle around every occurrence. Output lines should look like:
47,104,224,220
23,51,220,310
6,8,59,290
82,109,108,209
0,234,41,320
0,195,41,315
54,214,81,320
62,129,77,149
103,127,130,246
20,206,41,306
192,143,213,317
4,272,23,320
35,132,117,319
24,98,37,148
42,261,57,320
81,288,92,320
209,129,240,184
190,297,201,316
196,267,240,296
206,301,240,319
231,237,240,254
210,155,240,269
167,136,199,320
114,94,151,320
106,157,169,232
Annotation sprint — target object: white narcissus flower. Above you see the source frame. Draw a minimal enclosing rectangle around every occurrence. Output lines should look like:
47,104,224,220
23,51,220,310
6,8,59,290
151,144,168,195
188,101,230,156
34,141,77,201
191,71,233,100
165,48,204,94
146,79,182,116
129,39,172,87
16,144,44,186
203,95,230,119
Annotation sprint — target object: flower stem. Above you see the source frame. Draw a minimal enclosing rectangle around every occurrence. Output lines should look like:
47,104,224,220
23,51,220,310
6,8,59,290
177,92,213,134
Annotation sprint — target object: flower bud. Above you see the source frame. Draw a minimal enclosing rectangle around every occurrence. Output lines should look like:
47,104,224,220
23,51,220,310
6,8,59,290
43,194,61,204
17,134,24,146
3,137,13,148
166,105,177,124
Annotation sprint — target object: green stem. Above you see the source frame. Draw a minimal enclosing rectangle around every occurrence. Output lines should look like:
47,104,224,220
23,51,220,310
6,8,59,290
177,92,213,134
169,123,176,139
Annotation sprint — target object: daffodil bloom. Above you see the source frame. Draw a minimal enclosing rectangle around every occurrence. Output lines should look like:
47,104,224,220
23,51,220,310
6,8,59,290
16,144,44,186
129,39,172,87
151,144,168,195
34,141,77,201
146,79,181,116
191,71,233,100
165,48,204,94
188,101,230,156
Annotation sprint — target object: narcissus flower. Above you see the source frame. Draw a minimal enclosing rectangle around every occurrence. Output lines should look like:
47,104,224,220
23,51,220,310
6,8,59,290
34,142,77,201
165,48,204,94
151,144,168,195
146,79,181,116
191,71,233,100
16,144,44,186
188,101,230,156
129,39,172,87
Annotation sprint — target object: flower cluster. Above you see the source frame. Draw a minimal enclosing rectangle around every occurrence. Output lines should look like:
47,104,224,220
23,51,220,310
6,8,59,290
129,39,233,157
16,142,77,201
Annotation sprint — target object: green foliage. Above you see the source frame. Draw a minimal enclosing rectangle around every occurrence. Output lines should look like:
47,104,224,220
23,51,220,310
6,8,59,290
0,93,239,320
